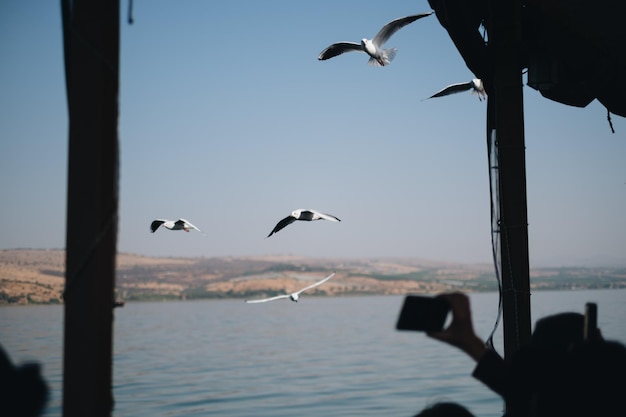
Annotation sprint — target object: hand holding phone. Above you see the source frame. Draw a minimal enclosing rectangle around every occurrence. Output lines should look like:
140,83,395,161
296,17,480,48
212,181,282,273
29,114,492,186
396,295,451,332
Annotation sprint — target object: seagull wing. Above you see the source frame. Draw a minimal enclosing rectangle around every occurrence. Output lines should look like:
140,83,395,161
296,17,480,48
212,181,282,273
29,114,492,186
372,12,433,47
179,219,206,236
267,215,296,238
150,219,167,233
245,294,291,303
318,42,362,61
425,81,473,99
294,272,336,296
309,209,341,222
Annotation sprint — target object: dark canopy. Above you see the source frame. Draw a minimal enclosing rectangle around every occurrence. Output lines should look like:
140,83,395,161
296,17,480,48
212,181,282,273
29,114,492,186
428,0,626,117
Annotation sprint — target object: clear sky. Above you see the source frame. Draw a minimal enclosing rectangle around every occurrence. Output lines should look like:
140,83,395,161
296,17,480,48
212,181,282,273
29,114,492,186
1,0,625,267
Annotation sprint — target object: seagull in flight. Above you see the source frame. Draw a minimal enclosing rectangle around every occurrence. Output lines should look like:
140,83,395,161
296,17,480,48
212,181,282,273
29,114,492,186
150,218,207,236
424,79,486,101
267,209,341,238
318,12,433,66
245,272,336,303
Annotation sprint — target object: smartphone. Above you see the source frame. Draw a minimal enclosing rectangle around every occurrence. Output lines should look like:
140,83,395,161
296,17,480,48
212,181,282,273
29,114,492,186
396,295,451,332
584,302,597,340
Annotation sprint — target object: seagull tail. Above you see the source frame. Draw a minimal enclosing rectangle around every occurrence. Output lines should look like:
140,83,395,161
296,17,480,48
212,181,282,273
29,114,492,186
367,48,397,67
385,48,397,63
471,89,487,101
367,57,381,67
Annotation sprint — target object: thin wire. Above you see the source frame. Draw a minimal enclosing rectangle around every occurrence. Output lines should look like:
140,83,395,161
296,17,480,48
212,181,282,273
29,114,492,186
488,126,530,352
499,219,533,357
606,108,615,134
486,122,503,352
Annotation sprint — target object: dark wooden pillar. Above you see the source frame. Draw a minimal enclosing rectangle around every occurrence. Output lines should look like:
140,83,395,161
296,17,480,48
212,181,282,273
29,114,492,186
489,0,532,361
61,0,120,416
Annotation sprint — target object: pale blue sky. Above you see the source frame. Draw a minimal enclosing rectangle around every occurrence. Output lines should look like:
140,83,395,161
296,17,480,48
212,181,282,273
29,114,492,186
1,0,625,267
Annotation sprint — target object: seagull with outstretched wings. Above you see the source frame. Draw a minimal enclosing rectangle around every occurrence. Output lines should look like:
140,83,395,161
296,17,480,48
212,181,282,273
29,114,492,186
245,272,336,303
267,209,340,238
318,12,433,66
150,218,207,236
424,79,486,101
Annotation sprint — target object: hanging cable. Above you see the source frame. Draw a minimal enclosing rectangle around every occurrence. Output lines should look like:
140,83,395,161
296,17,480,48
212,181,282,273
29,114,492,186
485,97,503,352
606,108,615,134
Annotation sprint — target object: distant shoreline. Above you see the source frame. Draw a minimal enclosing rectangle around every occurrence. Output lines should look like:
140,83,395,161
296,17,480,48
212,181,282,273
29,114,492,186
2,249,625,306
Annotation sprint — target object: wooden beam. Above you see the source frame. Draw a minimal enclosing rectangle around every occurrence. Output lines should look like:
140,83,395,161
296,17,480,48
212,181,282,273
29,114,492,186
61,0,120,416
489,0,532,361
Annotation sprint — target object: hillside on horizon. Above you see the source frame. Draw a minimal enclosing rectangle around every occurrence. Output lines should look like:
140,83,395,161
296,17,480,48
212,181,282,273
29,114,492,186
1,249,625,305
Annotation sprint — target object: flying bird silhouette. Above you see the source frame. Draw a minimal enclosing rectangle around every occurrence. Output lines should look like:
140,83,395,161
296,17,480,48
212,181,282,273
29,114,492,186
424,79,486,101
318,12,433,66
245,272,336,303
267,209,341,238
150,218,207,236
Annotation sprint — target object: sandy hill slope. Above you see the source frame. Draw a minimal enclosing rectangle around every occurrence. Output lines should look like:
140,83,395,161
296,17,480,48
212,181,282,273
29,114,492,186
2,249,624,305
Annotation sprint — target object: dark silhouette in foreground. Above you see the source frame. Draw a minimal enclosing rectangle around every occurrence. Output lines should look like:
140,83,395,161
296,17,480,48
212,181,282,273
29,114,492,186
0,345,49,417
507,339,626,417
414,401,476,417
423,292,624,417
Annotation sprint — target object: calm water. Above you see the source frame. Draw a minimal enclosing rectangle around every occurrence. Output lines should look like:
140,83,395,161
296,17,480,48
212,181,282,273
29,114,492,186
2,289,625,417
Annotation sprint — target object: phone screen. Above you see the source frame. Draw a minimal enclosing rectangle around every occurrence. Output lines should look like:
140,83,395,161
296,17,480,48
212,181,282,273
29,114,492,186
396,295,451,332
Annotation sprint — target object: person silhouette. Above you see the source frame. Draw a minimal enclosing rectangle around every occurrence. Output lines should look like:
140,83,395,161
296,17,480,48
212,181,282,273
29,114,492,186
425,292,604,398
414,401,476,417
0,345,49,417
506,339,626,417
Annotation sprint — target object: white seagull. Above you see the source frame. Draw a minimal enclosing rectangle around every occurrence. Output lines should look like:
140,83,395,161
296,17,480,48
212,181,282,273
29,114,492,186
150,218,207,236
318,12,433,66
245,272,336,303
424,79,486,101
267,209,341,238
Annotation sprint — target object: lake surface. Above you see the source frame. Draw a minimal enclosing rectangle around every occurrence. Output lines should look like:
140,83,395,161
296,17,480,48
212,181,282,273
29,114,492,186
2,289,625,417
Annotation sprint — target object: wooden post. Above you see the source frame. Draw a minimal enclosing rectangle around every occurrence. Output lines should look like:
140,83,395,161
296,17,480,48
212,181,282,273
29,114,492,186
428,0,532,398
61,0,119,416
489,0,532,361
